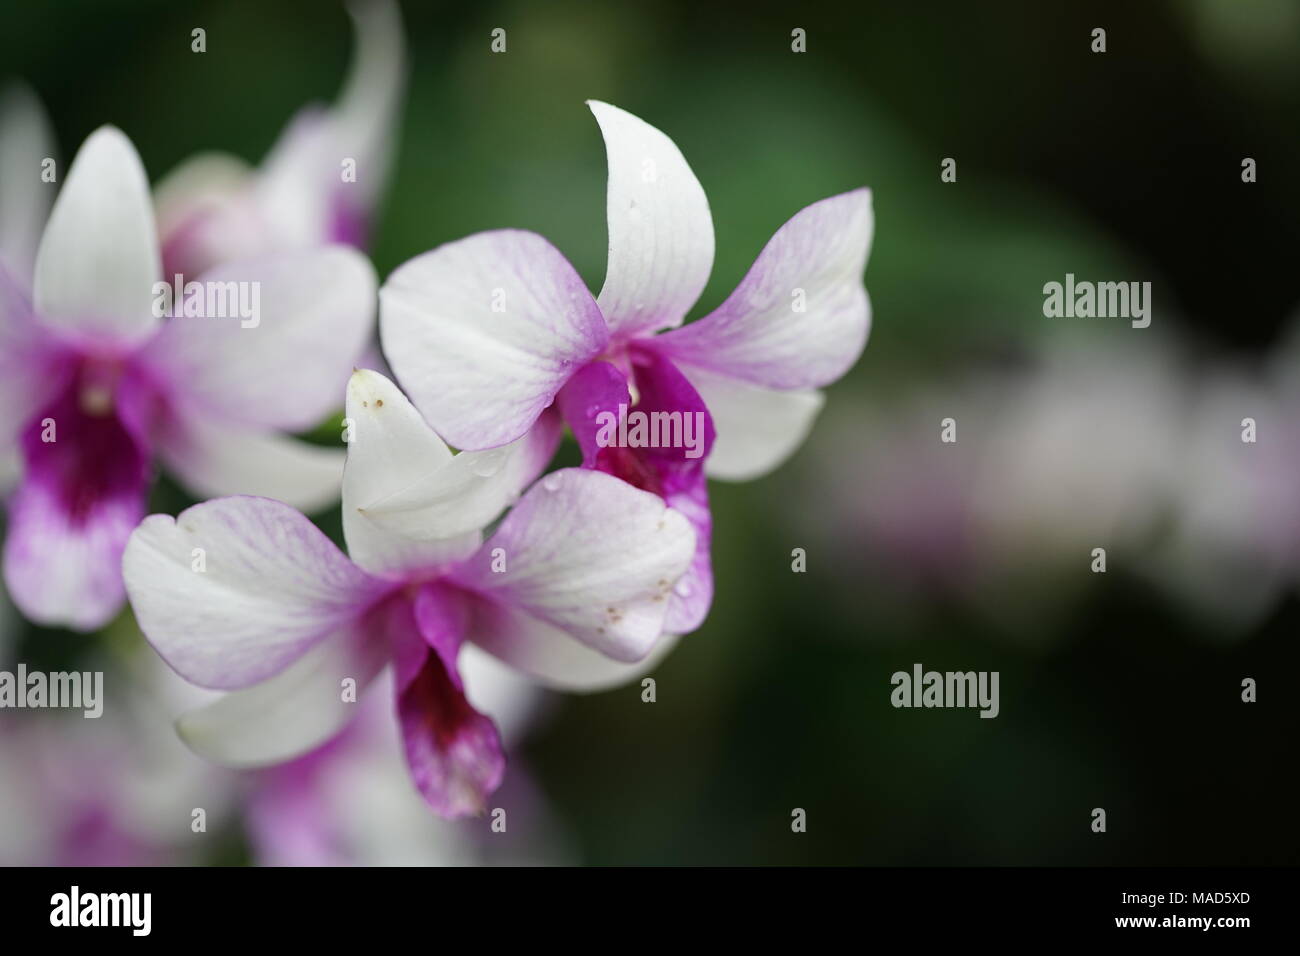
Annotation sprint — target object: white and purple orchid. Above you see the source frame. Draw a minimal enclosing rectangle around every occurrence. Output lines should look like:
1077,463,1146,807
154,0,405,278
0,125,376,630
123,369,696,817
380,101,873,634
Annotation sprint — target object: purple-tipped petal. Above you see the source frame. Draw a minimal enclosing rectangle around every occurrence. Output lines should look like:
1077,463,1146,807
123,495,383,690
379,229,609,450
653,188,873,389
451,468,696,662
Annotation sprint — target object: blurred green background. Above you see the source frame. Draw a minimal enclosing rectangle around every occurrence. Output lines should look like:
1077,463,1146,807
3,0,1299,864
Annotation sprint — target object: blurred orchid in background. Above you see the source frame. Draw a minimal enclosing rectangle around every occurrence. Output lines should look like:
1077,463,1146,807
0,125,375,631
380,100,873,636
154,0,406,278
806,328,1300,641
124,370,695,817
0,648,237,866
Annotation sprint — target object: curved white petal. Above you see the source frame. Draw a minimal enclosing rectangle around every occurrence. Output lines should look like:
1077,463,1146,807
654,188,873,388
674,361,826,481
379,229,609,450
452,468,695,662
157,405,346,513
469,601,682,693
342,369,478,575
176,626,387,767
142,245,376,431
124,496,380,690
353,374,560,549
0,82,56,281
33,126,161,343
589,100,714,337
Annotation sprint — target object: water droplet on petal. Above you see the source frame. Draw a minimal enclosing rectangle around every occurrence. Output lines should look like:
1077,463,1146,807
542,473,562,492
673,579,692,598
470,449,505,478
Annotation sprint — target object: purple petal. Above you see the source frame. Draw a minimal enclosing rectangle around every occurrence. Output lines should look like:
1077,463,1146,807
555,360,631,467
653,188,873,389
388,586,505,818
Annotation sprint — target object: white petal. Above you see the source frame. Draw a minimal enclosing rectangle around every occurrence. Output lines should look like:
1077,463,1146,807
675,361,825,481
124,496,380,690
157,404,346,513
0,82,56,281
33,126,161,343
589,101,714,337
355,372,561,547
469,603,682,693
341,369,479,575
457,643,543,742
176,627,387,767
379,229,609,450
141,245,376,431
453,469,696,663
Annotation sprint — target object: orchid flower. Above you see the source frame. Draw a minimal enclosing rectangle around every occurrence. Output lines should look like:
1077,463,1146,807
380,101,873,634
154,0,405,278
0,126,376,630
123,369,696,817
